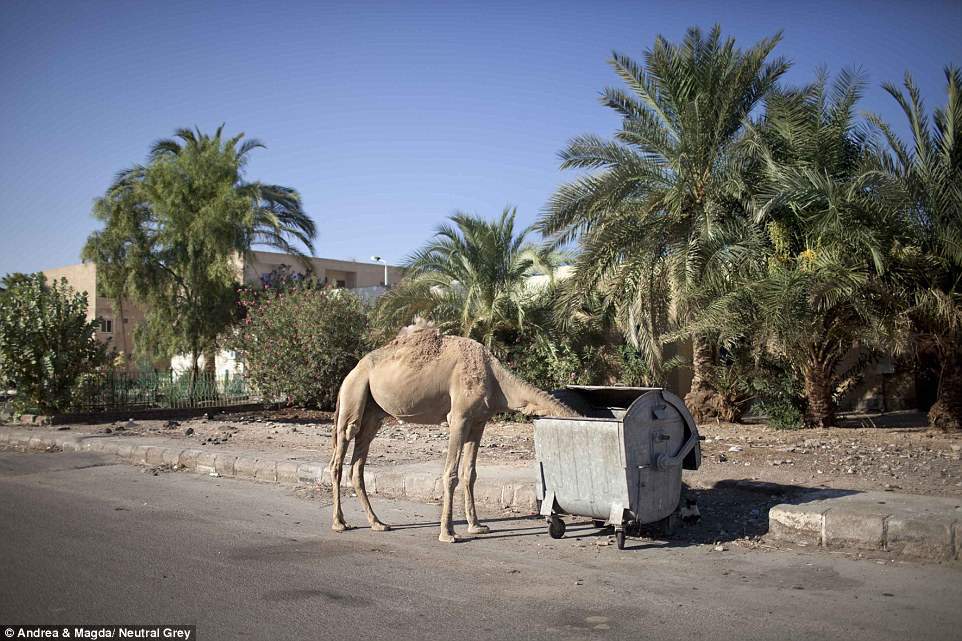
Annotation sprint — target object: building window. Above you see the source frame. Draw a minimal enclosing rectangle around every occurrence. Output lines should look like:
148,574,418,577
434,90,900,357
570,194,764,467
99,319,113,333
336,279,347,288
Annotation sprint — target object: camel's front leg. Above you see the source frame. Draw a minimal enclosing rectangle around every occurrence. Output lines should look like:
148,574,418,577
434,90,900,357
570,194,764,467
439,417,468,543
461,427,489,535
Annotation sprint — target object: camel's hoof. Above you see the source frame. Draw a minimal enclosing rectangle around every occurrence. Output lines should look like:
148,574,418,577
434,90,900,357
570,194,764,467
438,532,460,543
332,522,352,533
467,524,490,535
371,522,392,532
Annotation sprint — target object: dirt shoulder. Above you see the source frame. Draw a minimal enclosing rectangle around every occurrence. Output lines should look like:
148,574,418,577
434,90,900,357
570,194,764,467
14,408,962,499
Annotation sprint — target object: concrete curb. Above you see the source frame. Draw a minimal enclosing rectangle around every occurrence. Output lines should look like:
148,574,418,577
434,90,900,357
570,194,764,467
0,427,538,512
769,491,962,561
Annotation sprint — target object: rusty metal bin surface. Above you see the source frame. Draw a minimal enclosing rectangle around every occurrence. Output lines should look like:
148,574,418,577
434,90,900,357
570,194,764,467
534,386,701,528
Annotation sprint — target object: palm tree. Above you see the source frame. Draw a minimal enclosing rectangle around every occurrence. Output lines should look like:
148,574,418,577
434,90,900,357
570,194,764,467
83,126,316,378
537,25,789,419
371,207,556,352
870,67,962,429
696,70,910,427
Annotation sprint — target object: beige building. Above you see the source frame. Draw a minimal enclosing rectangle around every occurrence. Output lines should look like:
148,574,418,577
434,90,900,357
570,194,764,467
42,262,145,366
42,252,404,369
244,250,404,291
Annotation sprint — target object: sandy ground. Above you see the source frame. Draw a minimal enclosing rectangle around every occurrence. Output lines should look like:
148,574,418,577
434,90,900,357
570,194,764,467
58,407,962,500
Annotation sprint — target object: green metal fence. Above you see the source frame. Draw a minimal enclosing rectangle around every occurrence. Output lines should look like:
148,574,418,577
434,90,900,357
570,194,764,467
70,370,254,412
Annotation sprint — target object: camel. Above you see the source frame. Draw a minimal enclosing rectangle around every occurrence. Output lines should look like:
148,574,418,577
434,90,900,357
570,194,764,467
330,320,578,542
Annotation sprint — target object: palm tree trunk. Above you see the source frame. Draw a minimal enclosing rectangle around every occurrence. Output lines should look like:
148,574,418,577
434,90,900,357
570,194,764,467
803,361,836,428
929,344,962,430
684,334,725,422
690,335,715,391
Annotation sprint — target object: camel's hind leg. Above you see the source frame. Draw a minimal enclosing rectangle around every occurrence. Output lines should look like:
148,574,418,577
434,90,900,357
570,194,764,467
331,364,370,532
330,424,352,532
461,421,489,535
350,401,390,531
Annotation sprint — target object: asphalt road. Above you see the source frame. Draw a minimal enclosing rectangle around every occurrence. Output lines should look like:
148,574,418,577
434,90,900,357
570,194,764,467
0,449,960,641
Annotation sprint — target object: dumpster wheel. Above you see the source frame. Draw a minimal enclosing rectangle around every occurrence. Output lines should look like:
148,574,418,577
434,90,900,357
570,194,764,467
615,528,626,550
547,515,566,539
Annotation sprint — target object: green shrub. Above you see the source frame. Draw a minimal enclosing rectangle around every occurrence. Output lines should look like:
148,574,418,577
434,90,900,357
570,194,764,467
614,344,651,386
750,355,807,429
0,273,106,413
227,286,367,409
760,399,806,430
506,339,585,391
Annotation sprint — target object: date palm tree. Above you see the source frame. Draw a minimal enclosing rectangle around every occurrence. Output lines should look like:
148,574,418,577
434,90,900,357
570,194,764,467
371,207,557,352
694,70,911,427
537,25,789,419
870,67,962,429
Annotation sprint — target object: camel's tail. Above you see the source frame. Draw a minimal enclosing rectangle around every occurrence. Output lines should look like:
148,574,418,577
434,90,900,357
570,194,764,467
329,398,340,467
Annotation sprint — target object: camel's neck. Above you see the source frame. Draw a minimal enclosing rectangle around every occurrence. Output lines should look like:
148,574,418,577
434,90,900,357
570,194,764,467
489,360,578,417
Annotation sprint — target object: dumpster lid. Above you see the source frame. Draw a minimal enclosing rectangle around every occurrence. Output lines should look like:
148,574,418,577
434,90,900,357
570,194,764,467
563,385,662,411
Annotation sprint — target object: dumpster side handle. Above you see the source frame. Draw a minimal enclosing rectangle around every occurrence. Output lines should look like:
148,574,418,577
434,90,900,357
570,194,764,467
655,432,699,471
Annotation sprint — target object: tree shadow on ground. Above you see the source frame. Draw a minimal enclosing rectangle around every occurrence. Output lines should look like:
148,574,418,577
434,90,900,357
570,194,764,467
613,481,858,551
836,410,929,430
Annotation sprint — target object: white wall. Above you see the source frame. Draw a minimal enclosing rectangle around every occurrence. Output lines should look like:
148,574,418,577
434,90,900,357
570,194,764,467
169,350,244,377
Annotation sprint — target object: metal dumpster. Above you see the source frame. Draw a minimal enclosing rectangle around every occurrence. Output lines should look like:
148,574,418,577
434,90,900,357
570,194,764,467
534,386,701,549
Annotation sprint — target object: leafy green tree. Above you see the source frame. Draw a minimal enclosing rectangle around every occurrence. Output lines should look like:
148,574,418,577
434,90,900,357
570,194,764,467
0,273,106,413
1,273,34,292
371,207,557,352
82,126,316,379
227,286,368,409
870,67,962,428
537,25,789,419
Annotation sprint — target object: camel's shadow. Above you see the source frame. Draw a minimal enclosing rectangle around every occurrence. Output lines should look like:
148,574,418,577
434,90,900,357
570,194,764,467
387,514,546,538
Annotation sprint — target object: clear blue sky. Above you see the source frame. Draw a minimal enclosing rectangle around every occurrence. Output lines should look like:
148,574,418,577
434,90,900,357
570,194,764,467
1,0,960,276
